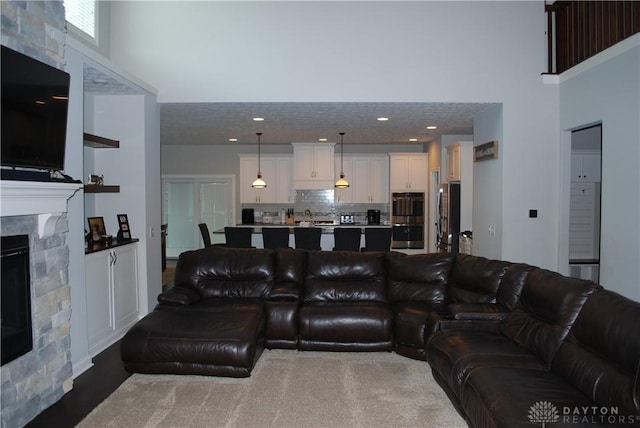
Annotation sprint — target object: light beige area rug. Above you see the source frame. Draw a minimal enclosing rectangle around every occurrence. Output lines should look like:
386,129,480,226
78,350,467,428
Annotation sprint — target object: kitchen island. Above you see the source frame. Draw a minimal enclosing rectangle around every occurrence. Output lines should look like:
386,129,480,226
214,224,391,250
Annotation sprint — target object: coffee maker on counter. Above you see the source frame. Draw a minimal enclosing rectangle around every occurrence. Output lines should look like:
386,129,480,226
367,209,381,225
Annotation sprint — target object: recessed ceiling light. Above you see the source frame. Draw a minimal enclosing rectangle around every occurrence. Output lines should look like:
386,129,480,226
409,138,418,142
253,117,264,121
318,138,327,142
228,138,238,142
377,117,389,121
427,125,437,130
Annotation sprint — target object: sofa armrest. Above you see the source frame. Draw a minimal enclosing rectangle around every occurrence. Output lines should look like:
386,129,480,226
269,282,301,301
447,303,508,321
157,286,201,306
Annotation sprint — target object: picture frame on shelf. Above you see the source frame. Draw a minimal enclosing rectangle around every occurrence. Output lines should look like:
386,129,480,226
88,217,106,243
117,214,131,241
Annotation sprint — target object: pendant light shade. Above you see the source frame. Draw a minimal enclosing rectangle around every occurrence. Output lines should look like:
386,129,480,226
252,132,267,189
335,132,350,189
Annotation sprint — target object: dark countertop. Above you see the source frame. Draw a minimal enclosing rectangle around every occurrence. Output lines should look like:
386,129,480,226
85,238,139,254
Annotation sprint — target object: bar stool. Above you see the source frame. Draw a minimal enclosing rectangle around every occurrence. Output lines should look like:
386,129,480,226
198,223,212,247
262,227,291,249
361,227,392,252
294,228,322,250
332,227,361,251
224,227,254,248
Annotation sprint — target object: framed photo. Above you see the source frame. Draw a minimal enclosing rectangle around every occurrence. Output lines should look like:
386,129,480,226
117,214,131,241
88,217,106,242
474,140,499,162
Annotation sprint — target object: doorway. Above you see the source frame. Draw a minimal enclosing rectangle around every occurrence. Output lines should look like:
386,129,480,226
162,175,235,258
568,125,602,282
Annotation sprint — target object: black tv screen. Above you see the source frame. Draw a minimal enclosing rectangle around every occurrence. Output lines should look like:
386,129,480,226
1,45,70,171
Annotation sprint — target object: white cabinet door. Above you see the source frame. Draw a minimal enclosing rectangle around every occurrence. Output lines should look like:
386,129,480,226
334,157,353,203
350,158,371,203
85,251,113,352
447,145,461,182
112,244,139,330
571,153,601,182
334,156,389,203
293,143,335,189
275,157,293,203
85,242,139,356
239,156,277,203
390,154,428,191
369,157,389,203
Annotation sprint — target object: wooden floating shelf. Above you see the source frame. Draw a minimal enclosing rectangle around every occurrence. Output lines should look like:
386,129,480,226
84,184,120,193
83,133,119,149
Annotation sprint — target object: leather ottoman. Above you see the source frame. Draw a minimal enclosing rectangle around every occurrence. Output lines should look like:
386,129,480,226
121,308,265,377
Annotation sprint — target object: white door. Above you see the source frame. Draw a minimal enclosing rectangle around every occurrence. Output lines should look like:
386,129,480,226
162,175,235,257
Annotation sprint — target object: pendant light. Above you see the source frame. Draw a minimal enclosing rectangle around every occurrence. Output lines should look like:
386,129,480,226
335,132,350,188
252,132,267,189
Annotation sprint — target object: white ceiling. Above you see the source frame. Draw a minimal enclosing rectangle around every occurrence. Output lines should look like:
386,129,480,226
160,102,498,146
84,65,497,146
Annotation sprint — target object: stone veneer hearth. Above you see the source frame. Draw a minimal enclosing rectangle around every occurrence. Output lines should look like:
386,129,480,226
0,214,73,427
1,2,74,427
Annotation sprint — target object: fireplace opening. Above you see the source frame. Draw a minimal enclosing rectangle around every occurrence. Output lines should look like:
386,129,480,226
1,234,33,366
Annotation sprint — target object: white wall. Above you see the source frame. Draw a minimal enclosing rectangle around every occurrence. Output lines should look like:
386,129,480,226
111,2,561,269
558,36,640,301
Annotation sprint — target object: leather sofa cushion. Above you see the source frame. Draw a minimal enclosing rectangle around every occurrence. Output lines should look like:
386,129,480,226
386,252,454,303
121,308,265,377
461,365,596,428
174,246,275,299
496,263,536,311
427,329,545,398
449,254,511,303
502,268,600,364
551,290,640,414
299,302,393,346
304,251,386,302
274,248,306,286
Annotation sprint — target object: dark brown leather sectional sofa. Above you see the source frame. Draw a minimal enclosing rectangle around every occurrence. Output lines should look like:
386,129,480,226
121,246,640,427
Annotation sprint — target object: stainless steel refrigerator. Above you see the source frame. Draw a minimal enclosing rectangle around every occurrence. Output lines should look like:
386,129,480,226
436,183,461,253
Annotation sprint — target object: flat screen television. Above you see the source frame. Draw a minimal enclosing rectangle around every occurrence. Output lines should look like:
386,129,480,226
1,45,70,173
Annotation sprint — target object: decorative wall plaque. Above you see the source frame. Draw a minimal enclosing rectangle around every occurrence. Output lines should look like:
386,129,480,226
474,140,499,161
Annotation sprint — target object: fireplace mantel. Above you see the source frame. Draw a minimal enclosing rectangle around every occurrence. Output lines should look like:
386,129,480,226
0,180,82,237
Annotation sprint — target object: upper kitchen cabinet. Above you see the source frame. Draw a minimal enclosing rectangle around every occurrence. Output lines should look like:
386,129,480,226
571,152,601,182
389,153,428,192
335,155,389,203
292,143,335,189
446,144,461,182
239,155,293,203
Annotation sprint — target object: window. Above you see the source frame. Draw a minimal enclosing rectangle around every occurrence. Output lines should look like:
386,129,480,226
64,0,96,40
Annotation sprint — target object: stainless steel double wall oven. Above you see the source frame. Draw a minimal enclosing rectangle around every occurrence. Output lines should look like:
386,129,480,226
391,192,425,249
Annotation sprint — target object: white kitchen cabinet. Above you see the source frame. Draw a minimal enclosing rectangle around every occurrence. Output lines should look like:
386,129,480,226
571,152,601,182
446,144,461,182
389,153,428,192
85,242,139,356
239,155,293,203
293,143,335,189
335,156,389,203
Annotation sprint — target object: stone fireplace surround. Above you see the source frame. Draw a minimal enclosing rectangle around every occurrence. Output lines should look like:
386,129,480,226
1,180,81,428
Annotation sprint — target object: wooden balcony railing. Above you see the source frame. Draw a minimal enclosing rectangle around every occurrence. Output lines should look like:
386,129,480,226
546,1,640,74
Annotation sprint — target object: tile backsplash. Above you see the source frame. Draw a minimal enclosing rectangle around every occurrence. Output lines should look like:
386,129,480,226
246,189,389,224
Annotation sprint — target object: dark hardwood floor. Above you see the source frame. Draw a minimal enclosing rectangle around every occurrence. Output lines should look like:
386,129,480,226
26,341,130,428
